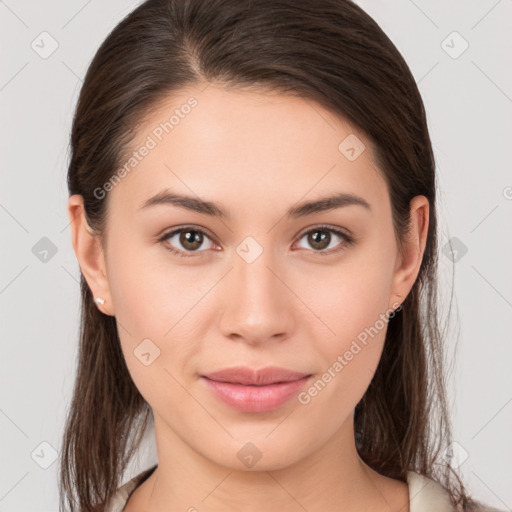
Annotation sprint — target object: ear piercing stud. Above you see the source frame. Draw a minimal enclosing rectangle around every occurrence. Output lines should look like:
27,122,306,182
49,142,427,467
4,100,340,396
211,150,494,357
94,297,105,305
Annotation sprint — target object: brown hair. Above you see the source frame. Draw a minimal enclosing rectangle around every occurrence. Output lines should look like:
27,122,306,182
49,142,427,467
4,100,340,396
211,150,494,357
61,0,484,510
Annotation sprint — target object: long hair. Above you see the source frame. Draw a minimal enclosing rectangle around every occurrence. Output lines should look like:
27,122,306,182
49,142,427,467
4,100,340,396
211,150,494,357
60,0,479,510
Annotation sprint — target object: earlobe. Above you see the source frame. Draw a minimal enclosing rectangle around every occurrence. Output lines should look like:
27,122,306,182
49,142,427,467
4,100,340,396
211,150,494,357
389,195,429,308
67,194,113,316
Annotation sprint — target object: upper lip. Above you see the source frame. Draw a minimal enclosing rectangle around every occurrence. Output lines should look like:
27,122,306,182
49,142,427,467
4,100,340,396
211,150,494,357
202,366,311,386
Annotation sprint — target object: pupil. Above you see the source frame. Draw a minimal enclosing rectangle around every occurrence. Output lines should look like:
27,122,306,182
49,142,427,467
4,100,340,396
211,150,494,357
309,230,329,250
181,230,202,250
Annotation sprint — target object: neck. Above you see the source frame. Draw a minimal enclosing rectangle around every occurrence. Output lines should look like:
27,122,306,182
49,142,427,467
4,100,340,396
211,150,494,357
135,414,409,512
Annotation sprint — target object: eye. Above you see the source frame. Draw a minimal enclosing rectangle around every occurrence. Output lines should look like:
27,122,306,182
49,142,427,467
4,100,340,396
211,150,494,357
158,226,217,258
294,225,354,255
158,224,355,259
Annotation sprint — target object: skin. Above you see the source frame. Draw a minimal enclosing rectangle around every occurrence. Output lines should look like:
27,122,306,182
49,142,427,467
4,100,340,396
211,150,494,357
68,82,428,512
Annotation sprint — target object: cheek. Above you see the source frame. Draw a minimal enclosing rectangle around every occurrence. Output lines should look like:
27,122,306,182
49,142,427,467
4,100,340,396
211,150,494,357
104,238,227,407
299,243,396,406
106,232,205,335
297,291,392,423
307,246,396,347
103,241,187,392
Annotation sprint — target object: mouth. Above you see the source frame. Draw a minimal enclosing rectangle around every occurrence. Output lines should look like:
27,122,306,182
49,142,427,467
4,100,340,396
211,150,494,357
200,366,313,413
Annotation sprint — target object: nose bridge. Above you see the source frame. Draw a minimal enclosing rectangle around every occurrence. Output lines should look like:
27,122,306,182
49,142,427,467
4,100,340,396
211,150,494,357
219,239,293,343
234,243,278,302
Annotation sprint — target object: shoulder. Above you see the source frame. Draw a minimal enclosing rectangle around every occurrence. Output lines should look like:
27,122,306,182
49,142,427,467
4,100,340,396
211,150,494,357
103,465,157,512
462,502,508,512
406,472,506,512
406,471,456,512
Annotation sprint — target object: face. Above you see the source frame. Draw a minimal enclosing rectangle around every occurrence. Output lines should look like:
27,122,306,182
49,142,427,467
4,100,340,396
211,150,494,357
72,83,425,471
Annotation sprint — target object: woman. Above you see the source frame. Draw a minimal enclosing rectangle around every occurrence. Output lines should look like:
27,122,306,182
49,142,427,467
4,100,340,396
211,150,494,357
60,0,500,511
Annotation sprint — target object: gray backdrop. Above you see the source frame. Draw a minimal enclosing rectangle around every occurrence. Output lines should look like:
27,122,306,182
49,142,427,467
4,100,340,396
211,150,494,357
1,1,511,510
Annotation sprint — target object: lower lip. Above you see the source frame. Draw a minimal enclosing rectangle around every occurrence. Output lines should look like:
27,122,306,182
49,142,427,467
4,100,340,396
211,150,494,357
201,376,311,413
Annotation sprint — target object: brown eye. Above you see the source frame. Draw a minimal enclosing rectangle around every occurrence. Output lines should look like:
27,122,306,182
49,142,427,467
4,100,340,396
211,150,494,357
307,229,331,250
159,226,216,258
178,229,204,251
295,226,353,255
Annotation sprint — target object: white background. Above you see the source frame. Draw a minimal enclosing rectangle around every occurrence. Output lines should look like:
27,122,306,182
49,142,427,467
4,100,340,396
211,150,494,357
1,1,511,510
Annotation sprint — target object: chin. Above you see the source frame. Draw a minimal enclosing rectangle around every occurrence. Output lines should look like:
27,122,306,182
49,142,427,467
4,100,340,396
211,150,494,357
199,431,314,472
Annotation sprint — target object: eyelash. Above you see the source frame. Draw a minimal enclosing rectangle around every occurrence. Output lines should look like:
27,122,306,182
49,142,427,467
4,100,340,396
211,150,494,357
158,224,355,259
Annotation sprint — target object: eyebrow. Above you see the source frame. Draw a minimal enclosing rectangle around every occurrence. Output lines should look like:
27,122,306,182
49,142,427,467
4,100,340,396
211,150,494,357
139,189,371,219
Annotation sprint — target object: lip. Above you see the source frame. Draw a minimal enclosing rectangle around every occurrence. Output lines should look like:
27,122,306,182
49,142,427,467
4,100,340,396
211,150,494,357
201,366,312,413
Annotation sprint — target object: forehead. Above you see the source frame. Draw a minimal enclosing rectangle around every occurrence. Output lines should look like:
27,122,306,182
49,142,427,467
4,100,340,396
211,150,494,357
107,83,387,218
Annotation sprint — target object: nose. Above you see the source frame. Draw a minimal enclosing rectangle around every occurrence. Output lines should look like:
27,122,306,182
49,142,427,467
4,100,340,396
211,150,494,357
218,246,295,346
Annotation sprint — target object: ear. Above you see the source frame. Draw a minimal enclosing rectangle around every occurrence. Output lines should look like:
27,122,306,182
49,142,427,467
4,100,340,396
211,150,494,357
67,194,114,316
389,195,429,309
